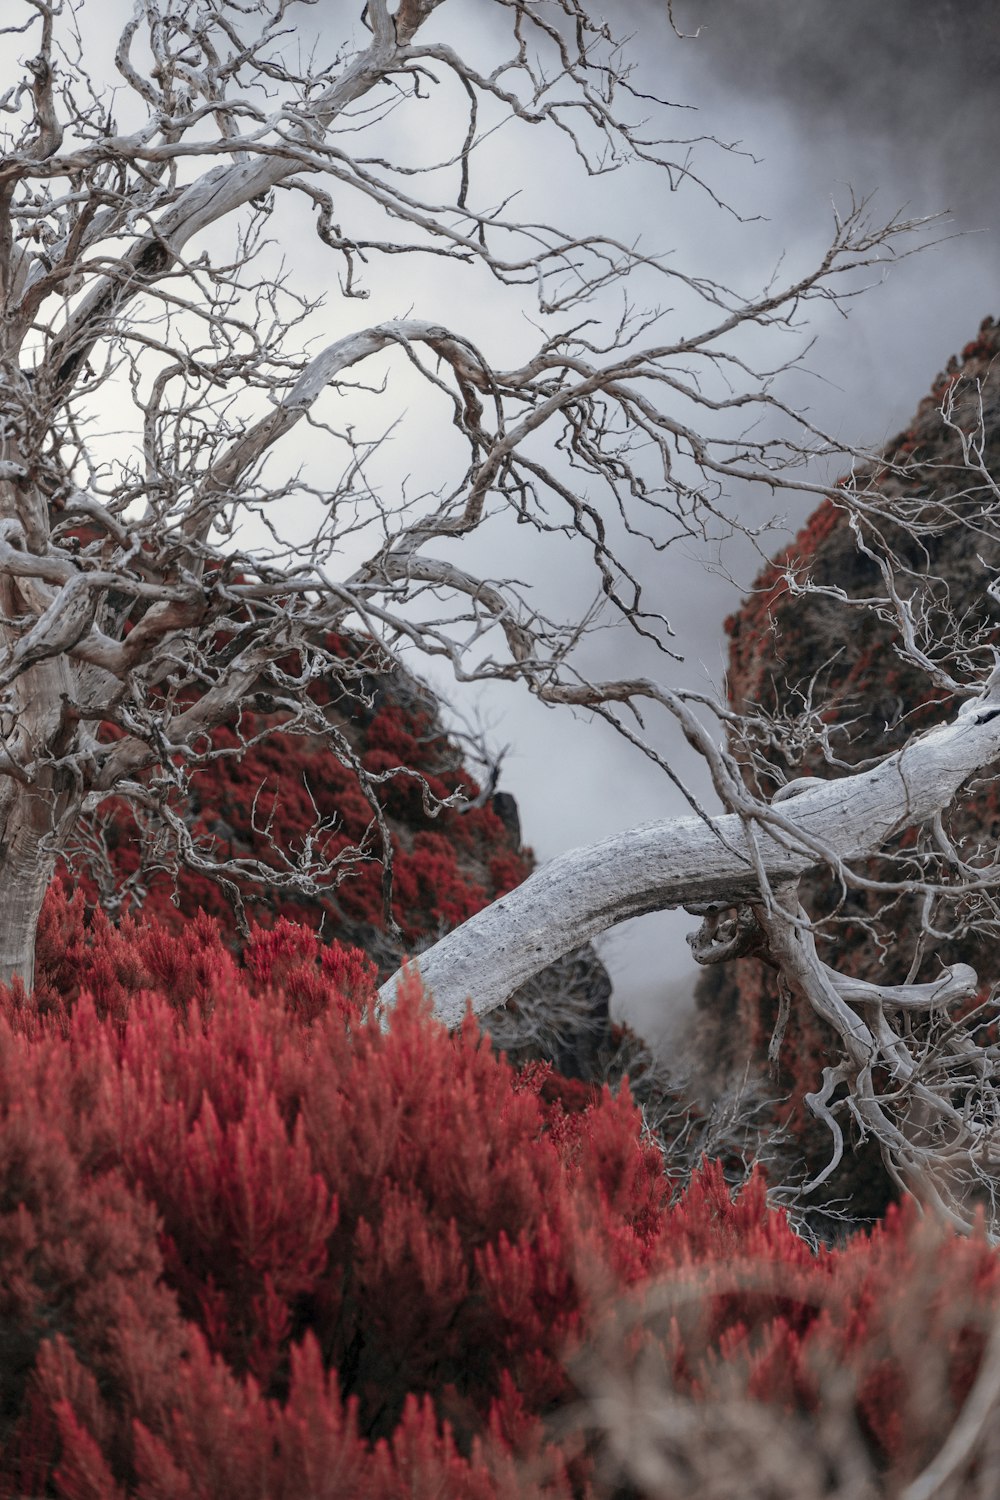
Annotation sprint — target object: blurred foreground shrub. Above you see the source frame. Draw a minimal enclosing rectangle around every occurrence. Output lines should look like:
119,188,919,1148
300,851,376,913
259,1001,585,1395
0,885,998,1498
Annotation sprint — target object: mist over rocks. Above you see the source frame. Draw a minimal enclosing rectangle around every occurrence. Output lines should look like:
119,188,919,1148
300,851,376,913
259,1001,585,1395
563,0,1000,1030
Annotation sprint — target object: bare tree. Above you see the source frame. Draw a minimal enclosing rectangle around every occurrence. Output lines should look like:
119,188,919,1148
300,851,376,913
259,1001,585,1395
3,1,996,1226
392,359,1000,1235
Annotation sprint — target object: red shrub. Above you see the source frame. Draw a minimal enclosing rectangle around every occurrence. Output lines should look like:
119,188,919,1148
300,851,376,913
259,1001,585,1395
2,891,1000,1495
62,680,533,956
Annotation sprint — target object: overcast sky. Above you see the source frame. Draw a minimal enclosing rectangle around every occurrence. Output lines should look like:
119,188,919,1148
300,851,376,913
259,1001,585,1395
423,0,1000,1041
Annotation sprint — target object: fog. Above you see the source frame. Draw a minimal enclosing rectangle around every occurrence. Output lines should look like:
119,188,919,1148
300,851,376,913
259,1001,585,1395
509,0,1000,1042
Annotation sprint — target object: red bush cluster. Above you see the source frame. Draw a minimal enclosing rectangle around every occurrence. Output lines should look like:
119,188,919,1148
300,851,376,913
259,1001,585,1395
1,887,998,1496
72,682,533,955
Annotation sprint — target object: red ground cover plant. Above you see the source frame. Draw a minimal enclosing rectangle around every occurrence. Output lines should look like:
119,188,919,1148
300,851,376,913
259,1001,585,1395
0,887,998,1497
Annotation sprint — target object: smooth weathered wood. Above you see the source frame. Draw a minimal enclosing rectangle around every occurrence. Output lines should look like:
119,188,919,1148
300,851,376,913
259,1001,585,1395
381,687,1000,1026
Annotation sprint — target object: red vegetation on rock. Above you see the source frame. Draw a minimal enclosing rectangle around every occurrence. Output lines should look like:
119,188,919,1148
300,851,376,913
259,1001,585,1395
698,316,1000,1218
1,888,999,1495
68,678,533,960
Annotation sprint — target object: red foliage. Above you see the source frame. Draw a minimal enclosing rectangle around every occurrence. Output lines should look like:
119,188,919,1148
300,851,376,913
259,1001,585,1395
65,689,533,957
1,890,1000,1495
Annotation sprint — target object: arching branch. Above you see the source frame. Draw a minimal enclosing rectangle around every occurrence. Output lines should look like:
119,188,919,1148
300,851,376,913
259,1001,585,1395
380,673,1000,1026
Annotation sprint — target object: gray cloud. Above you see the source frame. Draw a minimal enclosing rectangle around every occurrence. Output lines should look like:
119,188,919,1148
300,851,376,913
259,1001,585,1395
646,0,1000,231
567,1,1000,1037
384,3,1000,1045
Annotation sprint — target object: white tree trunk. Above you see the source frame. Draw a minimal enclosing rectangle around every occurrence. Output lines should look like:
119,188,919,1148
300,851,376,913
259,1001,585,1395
380,688,1000,1027
0,586,84,991
0,787,58,989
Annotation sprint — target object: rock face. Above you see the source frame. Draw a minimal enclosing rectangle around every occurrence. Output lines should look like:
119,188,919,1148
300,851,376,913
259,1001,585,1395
692,316,1000,1224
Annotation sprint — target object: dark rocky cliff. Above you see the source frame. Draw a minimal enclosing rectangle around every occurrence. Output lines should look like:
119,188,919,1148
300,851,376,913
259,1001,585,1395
692,316,1000,1223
